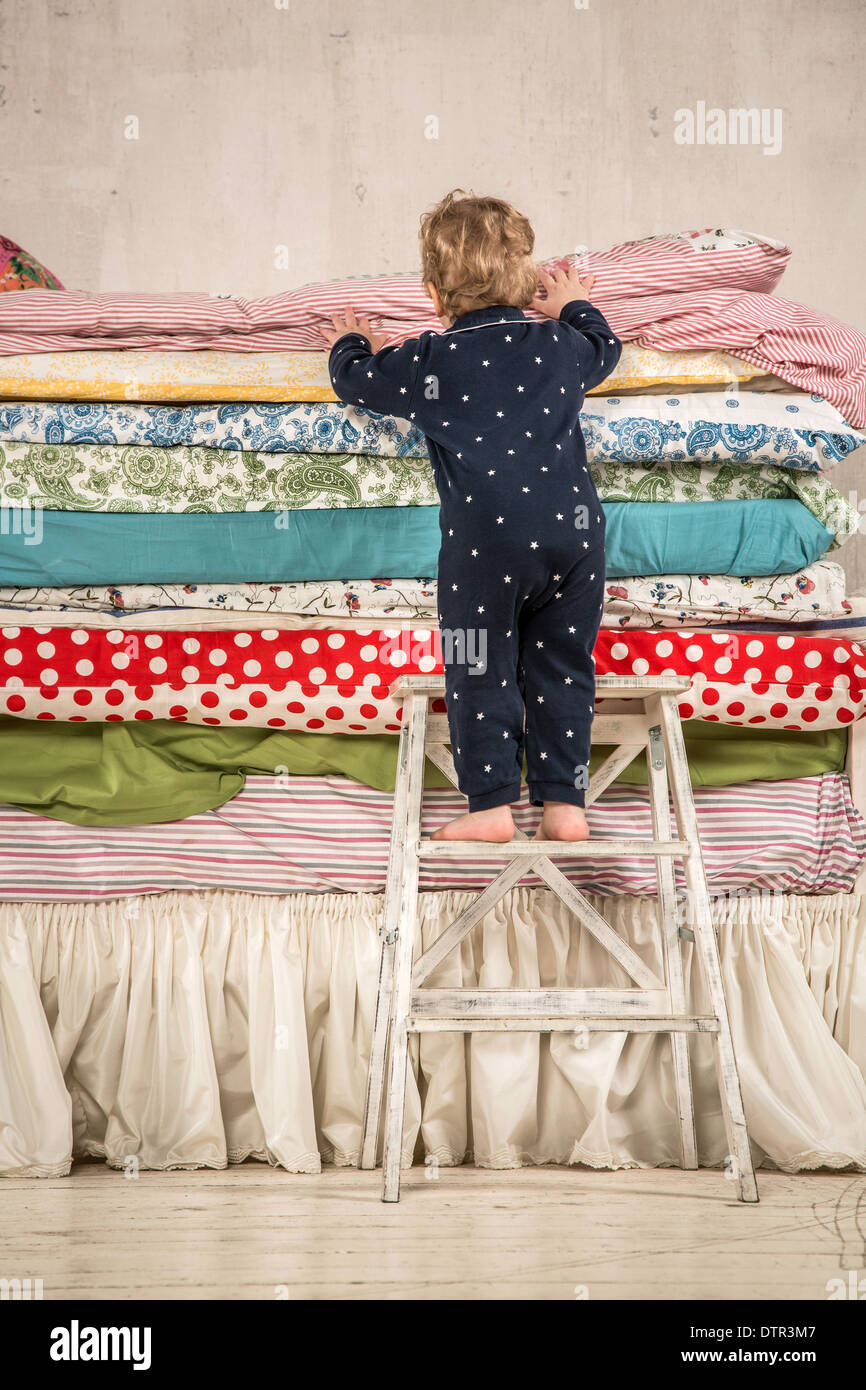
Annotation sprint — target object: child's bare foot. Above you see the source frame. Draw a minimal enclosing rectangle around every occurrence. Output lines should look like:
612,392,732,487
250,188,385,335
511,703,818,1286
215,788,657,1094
430,805,515,842
537,801,590,841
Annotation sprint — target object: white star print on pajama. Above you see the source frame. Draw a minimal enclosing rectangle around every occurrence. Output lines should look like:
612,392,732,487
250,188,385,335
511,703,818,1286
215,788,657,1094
330,298,622,811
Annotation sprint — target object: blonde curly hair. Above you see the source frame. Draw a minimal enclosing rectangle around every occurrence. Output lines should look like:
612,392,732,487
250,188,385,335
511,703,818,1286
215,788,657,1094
419,189,538,322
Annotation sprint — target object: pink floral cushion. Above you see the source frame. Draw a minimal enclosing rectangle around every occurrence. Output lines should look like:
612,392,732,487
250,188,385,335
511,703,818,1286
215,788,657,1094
0,235,63,293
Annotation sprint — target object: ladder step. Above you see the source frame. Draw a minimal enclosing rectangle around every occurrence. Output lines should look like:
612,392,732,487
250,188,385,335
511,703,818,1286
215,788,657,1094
392,673,693,698
417,838,690,858
408,1015,720,1034
410,987,674,1017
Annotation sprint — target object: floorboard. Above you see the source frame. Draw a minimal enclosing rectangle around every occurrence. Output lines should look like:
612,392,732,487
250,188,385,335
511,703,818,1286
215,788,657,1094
2,1162,864,1300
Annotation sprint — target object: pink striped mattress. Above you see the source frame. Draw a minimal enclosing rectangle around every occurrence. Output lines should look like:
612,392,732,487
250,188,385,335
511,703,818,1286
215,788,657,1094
1,623,863,731
0,229,862,424
0,771,860,900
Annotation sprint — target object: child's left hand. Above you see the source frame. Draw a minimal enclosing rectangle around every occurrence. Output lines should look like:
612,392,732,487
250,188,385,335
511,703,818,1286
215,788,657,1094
318,305,389,352
532,264,596,319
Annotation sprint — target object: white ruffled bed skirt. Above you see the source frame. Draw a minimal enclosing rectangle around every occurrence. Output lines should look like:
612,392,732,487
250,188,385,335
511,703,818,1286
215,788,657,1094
1,888,866,1178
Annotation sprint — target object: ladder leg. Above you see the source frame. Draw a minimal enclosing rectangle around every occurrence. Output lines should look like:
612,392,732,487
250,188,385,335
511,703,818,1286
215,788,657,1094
360,699,417,1169
381,691,429,1202
645,699,698,1170
658,695,759,1203
360,937,394,1169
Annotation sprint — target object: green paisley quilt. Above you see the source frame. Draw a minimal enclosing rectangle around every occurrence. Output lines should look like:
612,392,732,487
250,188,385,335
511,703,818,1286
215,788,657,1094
0,441,858,546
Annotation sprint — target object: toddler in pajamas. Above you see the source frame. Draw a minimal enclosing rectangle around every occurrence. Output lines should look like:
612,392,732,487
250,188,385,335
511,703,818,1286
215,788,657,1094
321,190,622,842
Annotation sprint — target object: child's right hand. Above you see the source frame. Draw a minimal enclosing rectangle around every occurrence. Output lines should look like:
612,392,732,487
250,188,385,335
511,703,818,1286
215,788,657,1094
318,305,389,352
532,264,596,319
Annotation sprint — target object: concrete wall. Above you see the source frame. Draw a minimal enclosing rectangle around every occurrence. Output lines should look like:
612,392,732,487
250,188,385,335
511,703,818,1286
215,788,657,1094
2,0,865,581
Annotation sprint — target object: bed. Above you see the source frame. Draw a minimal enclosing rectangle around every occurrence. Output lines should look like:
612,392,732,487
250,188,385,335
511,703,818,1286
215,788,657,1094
1,228,865,1181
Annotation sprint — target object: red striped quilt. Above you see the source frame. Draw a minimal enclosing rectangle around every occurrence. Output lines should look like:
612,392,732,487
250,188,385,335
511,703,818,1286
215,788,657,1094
0,229,788,340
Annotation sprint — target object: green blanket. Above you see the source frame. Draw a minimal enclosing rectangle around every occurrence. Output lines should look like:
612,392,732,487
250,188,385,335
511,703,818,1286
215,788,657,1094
0,715,848,826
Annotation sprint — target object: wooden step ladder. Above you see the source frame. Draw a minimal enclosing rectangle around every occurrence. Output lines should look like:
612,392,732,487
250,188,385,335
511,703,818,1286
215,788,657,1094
360,673,758,1204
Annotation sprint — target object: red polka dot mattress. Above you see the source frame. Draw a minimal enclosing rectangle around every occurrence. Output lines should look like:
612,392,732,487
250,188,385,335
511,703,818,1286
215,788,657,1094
0,623,862,731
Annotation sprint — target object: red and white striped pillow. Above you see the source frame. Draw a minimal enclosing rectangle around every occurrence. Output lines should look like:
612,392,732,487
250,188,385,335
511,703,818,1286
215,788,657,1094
0,227,787,344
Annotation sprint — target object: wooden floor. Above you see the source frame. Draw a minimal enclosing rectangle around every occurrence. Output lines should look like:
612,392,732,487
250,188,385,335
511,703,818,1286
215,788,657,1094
2,1161,864,1300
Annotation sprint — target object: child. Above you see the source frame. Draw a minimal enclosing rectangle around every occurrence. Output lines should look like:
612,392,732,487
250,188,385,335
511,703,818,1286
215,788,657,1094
320,190,622,842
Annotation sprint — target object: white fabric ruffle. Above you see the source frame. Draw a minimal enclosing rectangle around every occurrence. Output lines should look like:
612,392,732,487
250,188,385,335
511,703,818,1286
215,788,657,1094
1,888,865,1178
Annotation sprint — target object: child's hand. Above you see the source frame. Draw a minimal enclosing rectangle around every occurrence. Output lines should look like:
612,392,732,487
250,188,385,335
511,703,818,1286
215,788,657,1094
531,264,596,319
318,305,389,352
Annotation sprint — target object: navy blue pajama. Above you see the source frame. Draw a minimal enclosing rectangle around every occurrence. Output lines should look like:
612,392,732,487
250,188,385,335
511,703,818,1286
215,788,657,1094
330,299,622,812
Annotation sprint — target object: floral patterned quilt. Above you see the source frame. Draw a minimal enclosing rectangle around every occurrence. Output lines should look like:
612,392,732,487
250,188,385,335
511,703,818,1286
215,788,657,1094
0,562,847,628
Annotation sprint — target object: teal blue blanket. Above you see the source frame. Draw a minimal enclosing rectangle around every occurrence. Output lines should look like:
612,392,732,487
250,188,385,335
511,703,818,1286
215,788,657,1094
0,500,832,585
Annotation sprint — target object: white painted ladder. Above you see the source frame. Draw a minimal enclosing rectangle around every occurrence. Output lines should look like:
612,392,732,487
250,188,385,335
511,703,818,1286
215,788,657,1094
360,673,759,1204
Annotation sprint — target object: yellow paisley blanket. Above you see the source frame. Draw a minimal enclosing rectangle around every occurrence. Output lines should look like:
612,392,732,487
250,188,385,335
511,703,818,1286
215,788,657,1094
0,344,769,403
